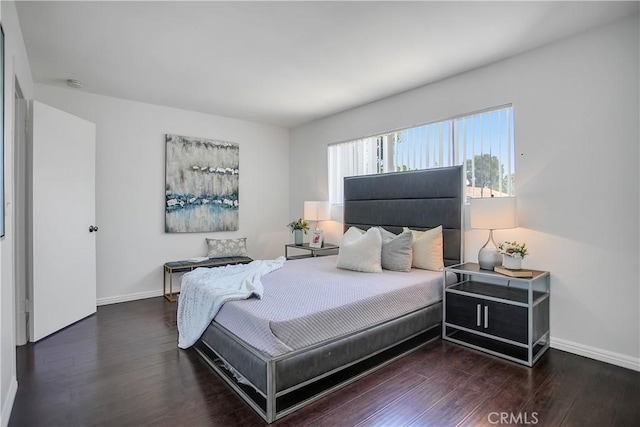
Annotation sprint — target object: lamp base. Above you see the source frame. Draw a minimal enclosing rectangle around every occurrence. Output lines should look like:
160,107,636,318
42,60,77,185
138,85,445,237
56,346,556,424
478,247,502,270
478,229,501,270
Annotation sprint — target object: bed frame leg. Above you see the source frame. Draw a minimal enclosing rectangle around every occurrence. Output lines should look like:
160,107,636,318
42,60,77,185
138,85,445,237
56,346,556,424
266,359,276,423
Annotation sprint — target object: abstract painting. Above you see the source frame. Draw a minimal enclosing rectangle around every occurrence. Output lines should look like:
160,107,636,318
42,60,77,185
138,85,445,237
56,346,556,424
165,134,239,233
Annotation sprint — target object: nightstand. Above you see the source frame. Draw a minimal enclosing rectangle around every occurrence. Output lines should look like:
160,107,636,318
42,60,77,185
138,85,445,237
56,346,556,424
443,262,550,366
285,243,339,260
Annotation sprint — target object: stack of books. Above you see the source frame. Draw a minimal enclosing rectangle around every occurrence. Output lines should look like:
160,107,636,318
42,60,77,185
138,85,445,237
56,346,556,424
494,266,533,278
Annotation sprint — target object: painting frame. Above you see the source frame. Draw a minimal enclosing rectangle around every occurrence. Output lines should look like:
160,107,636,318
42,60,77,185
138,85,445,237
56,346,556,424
164,134,239,233
309,229,324,248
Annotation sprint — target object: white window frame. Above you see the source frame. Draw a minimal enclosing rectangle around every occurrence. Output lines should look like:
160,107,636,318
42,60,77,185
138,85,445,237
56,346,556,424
328,105,515,204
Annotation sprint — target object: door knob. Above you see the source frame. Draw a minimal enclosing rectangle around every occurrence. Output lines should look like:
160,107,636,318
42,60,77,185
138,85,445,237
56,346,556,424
89,225,99,233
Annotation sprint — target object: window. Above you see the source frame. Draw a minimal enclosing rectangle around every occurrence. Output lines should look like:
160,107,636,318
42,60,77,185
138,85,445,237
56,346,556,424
328,106,514,203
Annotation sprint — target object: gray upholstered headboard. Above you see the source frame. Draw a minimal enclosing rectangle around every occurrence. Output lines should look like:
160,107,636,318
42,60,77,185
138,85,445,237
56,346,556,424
343,165,463,266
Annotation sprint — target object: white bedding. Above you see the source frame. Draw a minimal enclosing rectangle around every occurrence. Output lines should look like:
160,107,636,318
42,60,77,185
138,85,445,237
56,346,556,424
213,255,455,357
177,257,286,349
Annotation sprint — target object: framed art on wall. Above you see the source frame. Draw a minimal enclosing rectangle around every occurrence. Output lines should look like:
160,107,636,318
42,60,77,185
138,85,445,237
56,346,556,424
165,134,239,233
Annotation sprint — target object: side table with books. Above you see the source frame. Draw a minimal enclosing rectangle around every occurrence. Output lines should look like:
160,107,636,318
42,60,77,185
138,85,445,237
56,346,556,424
443,262,550,366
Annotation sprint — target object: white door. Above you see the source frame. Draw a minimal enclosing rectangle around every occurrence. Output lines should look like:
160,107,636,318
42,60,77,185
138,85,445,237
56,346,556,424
30,101,97,341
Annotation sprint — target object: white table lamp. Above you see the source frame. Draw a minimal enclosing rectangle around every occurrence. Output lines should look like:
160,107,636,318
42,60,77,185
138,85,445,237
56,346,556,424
303,201,330,229
470,196,517,270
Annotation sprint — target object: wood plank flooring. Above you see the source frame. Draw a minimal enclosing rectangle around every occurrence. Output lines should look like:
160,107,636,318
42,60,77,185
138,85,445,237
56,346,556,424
9,297,639,426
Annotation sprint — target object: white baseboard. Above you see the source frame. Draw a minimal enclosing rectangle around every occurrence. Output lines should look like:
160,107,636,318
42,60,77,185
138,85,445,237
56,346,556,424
551,337,640,372
1,377,17,427
97,288,178,306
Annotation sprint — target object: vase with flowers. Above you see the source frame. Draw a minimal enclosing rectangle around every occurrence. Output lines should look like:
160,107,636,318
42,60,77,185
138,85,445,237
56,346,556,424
497,241,528,270
287,218,309,245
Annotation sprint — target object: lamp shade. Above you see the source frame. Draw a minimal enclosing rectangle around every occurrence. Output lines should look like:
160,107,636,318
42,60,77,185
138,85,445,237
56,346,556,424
470,197,517,230
303,201,330,221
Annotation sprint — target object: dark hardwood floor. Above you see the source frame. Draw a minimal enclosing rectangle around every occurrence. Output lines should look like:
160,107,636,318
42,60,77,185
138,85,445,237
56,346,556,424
9,297,639,426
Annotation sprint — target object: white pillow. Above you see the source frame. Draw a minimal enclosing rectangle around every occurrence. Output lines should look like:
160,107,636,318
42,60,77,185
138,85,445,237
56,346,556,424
406,226,444,272
337,227,382,273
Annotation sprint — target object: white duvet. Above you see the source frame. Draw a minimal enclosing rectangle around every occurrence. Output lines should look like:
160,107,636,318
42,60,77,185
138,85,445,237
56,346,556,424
177,256,286,348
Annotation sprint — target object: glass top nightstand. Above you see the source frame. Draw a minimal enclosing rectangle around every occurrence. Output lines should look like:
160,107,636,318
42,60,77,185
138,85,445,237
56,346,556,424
284,243,339,260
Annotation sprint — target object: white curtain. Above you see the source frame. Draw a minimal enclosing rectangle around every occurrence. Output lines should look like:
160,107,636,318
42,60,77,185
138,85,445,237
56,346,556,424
328,106,514,204
328,137,378,204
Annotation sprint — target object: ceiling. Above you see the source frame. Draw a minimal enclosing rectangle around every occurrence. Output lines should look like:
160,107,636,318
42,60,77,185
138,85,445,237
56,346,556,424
16,1,639,128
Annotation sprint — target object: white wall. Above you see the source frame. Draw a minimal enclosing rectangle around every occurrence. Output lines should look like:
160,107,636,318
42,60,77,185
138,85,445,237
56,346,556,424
0,1,35,425
0,9,636,427
290,15,640,370
34,85,290,304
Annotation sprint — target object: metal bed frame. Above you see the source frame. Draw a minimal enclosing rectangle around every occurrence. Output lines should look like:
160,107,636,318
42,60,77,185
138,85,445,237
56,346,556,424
194,306,442,422
193,166,464,423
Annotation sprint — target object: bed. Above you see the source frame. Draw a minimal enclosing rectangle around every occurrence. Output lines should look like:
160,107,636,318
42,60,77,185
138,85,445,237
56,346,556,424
192,165,464,423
